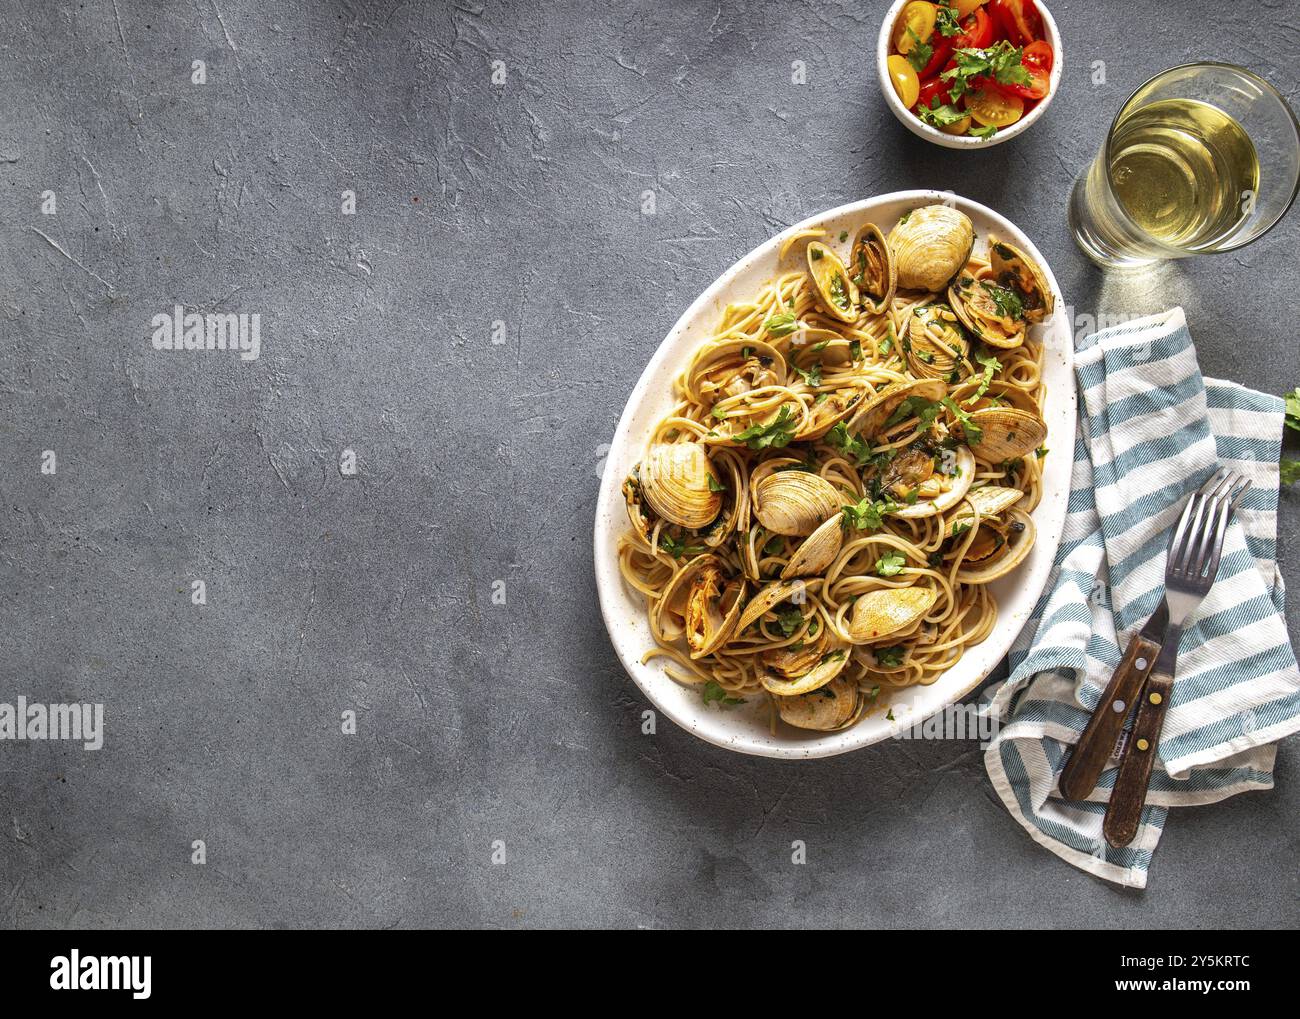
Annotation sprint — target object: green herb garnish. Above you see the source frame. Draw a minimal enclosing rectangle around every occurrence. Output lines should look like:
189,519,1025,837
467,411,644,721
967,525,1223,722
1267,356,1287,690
765,311,799,337
875,552,907,577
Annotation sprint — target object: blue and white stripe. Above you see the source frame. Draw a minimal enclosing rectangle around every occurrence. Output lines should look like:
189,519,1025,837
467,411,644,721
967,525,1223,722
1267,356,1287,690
980,307,1300,888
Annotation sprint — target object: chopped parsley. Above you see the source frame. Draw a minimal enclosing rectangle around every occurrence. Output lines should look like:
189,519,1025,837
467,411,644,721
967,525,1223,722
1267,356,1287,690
942,396,982,445
794,363,823,387
707,473,726,493
981,280,1025,321
765,311,799,337
842,496,898,532
659,534,705,558
826,421,872,465
884,395,942,432
875,646,906,668
917,96,969,129
732,405,797,450
966,353,1002,404
775,607,805,637
875,552,907,577
941,41,1033,100
935,2,962,36
702,680,745,707
969,124,998,140
904,28,933,74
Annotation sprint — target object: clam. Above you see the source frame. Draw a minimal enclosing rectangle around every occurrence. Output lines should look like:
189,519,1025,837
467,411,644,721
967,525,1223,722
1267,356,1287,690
687,338,787,405
889,205,975,293
944,485,1024,538
805,241,859,323
640,442,723,529
907,304,969,379
847,585,939,643
955,507,1036,584
850,378,947,438
655,554,746,658
989,236,1054,323
735,578,806,634
781,512,844,578
702,452,747,548
963,407,1048,463
796,386,865,442
761,645,850,697
848,223,896,314
888,445,975,520
623,468,653,545
948,273,1026,349
753,470,842,536
775,675,860,730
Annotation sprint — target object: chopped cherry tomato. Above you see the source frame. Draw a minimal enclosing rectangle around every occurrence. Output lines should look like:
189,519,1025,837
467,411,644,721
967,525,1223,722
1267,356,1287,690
917,78,953,109
917,35,954,78
1022,39,1054,73
990,0,1042,45
888,54,922,108
952,8,994,49
965,86,1024,127
993,38,1053,100
893,1,938,55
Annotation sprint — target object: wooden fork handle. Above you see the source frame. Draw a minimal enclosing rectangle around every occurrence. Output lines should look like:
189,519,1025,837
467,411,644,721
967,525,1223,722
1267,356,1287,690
1104,667,1175,848
1058,632,1161,801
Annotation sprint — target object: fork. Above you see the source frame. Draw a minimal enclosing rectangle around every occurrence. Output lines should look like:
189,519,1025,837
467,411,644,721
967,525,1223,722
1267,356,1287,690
1102,467,1251,847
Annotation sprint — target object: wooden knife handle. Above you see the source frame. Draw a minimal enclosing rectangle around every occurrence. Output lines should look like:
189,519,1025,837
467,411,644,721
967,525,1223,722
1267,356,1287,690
1058,632,1161,801
1103,668,1175,848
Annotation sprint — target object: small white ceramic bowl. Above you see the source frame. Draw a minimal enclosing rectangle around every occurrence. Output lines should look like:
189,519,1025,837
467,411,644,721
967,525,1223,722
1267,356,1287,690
877,0,1063,149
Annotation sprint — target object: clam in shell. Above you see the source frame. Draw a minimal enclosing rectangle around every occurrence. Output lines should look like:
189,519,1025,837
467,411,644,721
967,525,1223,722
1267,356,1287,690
889,205,975,293
907,303,970,380
805,241,860,323
948,273,1027,349
944,485,1024,538
655,554,747,658
640,442,724,530
955,507,1036,584
761,645,850,697
848,223,896,314
964,407,1048,463
753,470,842,537
774,674,860,731
849,378,947,439
889,445,975,520
848,585,939,644
781,512,844,579
989,236,1054,323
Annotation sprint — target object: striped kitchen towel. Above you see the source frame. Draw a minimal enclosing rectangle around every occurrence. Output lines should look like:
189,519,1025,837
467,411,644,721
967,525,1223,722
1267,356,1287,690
980,306,1300,888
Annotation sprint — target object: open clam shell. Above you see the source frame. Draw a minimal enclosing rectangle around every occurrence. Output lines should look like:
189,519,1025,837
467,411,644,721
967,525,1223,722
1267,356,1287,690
944,485,1024,538
847,584,939,644
890,445,975,520
849,378,946,439
805,241,860,323
734,578,807,634
907,304,970,380
781,512,844,579
761,645,849,697
848,223,896,314
774,674,860,730
989,236,1054,324
655,554,747,658
955,507,1036,584
686,337,787,406
948,273,1027,349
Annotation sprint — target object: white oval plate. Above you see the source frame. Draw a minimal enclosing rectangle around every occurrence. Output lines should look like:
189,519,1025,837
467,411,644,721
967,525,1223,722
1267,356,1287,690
594,191,1075,759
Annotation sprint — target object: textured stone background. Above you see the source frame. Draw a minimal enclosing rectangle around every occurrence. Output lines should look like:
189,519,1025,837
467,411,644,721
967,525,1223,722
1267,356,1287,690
1,0,1297,929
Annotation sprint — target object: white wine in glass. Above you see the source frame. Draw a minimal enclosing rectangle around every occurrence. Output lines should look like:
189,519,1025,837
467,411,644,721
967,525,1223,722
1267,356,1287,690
1070,64,1298,267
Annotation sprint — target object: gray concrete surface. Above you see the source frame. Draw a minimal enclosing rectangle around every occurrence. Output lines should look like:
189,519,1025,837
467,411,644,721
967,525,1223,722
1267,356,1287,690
1,0,1297,929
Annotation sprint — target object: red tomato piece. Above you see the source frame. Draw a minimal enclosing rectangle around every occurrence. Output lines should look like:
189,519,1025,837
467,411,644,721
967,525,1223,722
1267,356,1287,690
995,38,1053,100
917,77,954,109
918,35,954,79
952,8,994,49
990,0,1043,45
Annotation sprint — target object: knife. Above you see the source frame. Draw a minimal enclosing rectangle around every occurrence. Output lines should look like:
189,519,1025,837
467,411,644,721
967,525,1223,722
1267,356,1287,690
1057,599,1168,801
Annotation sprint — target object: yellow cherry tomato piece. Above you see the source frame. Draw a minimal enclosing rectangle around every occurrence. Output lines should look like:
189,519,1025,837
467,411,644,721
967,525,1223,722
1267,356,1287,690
887,55,921,109
892,2,937,54
966,88,1024,128
940,115,973,135
952,0,989,16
